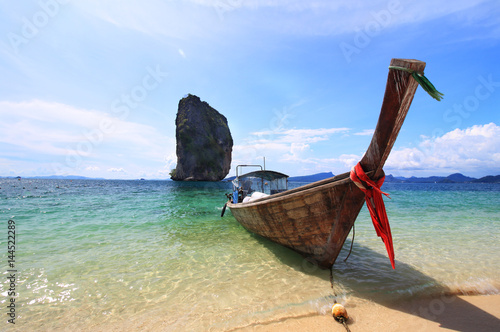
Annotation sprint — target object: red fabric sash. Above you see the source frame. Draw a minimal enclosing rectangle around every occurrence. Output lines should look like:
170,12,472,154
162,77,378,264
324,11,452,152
350,163,395,269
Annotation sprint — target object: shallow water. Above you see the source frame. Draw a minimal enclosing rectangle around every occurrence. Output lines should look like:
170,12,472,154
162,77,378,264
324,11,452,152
1,179,499,330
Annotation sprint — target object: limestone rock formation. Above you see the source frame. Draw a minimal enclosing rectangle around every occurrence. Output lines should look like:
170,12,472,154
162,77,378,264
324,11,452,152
170,94,233,181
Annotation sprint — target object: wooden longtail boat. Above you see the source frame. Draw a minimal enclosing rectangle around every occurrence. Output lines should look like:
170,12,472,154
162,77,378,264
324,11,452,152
226,59,437,269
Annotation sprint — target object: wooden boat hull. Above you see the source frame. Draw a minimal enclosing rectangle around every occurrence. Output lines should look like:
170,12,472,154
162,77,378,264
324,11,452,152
228,172,366,268
228,59,427,269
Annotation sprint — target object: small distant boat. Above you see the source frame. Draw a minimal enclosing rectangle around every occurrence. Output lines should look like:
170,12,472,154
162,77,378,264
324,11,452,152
224,59,441,269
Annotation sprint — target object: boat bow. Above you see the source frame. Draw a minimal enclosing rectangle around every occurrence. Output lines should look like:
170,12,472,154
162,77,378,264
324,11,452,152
228,59,437,269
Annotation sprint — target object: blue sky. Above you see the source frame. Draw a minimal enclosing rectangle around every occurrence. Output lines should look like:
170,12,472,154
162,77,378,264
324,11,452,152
1,0,499,179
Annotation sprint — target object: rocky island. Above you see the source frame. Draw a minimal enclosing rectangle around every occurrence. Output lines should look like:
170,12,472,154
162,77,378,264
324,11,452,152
170,94,233,181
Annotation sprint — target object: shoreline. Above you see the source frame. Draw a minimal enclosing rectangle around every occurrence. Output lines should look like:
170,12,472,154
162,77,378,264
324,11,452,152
20,293,500,331
233,294,500,332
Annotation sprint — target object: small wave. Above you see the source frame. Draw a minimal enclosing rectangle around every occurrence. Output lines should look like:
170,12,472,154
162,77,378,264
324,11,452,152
221,311,320,332
382,278,500,301
444,278,500,296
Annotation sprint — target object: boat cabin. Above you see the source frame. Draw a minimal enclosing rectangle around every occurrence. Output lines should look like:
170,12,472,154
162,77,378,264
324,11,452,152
231,165,288,203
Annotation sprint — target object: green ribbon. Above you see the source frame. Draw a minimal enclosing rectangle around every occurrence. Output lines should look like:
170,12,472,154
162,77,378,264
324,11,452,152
388,65,444,101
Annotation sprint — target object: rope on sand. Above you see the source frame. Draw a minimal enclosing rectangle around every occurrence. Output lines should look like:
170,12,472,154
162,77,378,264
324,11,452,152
330,268,350,331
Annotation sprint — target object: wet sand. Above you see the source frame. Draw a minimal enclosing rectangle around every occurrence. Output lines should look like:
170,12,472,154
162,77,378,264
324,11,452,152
56,293,500,331
235,294,500,332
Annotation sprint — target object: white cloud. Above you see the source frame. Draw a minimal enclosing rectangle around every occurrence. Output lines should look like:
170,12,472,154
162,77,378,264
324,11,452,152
250,127,350,144
108,167,126,173
164,153,177,172
386,123,500,176
231,123,500,177
72,0,222,40
284,142,311,161
0,99,172,155
289,153,363,176
335,154,363,169
0,100,175,178
188,0,495,36
354,129,375,136
235,127,350,161
231,127,351,174
73,0,496,38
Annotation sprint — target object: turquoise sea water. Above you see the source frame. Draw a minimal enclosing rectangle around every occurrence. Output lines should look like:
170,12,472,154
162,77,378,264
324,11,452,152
1,179,499,331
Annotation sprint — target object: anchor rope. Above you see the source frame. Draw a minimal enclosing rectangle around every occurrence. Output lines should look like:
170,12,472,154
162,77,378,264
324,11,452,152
330,271,351,332
337,317,351,332
343,225,355,263
329,267,337,297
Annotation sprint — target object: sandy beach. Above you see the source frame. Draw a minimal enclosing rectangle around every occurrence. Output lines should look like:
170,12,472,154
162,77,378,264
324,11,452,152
65,293,500,331
235,294,500,332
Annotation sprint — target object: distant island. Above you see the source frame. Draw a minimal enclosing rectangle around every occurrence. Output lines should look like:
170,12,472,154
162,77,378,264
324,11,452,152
2,172,499,183
0,175,105,180
286,172,499,183
288,172,334,182
384,173,500,184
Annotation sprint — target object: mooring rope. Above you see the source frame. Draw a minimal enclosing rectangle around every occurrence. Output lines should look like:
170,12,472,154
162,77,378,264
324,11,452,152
343,225,355,263
330,266,337,297
330,267,351,331
338,317,351,332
